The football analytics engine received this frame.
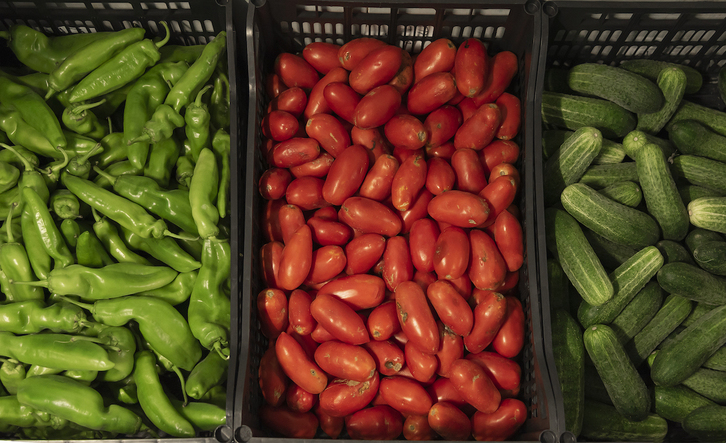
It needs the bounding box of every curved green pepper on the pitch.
[0,332,114,371]
[212,128,231,219]
[171,398,226,432]
[25,365,62,378]
[175,155,194,190]
[93,160,141,189]
[120,226,200,273]
[97,132,128,170]
[0,211,21,244]
[130,103,184,145]
[98,326,136,383]
[0,300,86,334]
[61,100,109,140]
[76,230,114,268]
[189,148,219,239]
[144,135,181,189]
[0,359,25,394]
[91,209,150,265]
[0,77,66,150]
[0,395,67,429]
[158,44,205,64]
[65,142,103,179]
[0,105,59,160]
[186,85,213,162]
[21,186,74,269]
[59,218,81,251]
[49,189,80,220]
[210,69,230,132]
[138,270,197,306]
[1,143,49,207]
[0,145,38,169]
[186,350,228,400]
[20,203,51,280]
[0,162,19,194]
[105,374,138,405]
[0,206,43,301]
[62,369,98,385]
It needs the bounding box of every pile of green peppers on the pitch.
[0,21,232,439]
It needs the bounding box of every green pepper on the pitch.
[39,148,70,184]
[0,188,21,222]
[93,160,141,189]
[176,231,203,261]
[61,100,109,140]
[16,375,143,434]
[0,103,60,159]
[0,359,25,395]
[0,25,108,74]
[65,142,103,179]
[63,130,101,158]
[94,83,134,121]
[68,22,171,104]
[186,351,228,400]
[0,205,44,302]
[20,203,51,280]
[62,369,97,385]
[144,135,181,189]
[138,270,197,306]
[59,218,81,251]
[0,395,66,430]
[0,332,114,371]
[198,384,226,409]
[46,27,147,98]
[134,350,195,437]
[49,189,80,220]
[25,365,63,378]
[21,186,74,269]
[186,85,213,162]
[91,208,150,265]
[1,144,50,208]
[120,226,201,273]
[189,148,220,239]
[76,230,114,268]
[210,69,230,132]
[105,375,138,404]
[0,300,86,334]
[189,238,230,359]
[130,103,185,145]
[97,326,136,383]
[97,132,128,170]
[212,128,231,219]
[158,44,205,64]
[0,211,21,244]
[0,69,49,98]
[14,262,178,300]
[171,399,226,432]
[0,145,38,169]
[67,296,202,372]
[0,162,19,194]
[175,155,195,190]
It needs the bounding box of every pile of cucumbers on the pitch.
[543,60,726,442]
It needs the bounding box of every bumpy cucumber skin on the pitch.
[583,229,639,271]
[551,309,585,437]
[623,130,677,161]
[672,156,726,195]
[688,196,726,234]
[694,240,726,276]
[653,385,715,424]
[610,281,663,344]
[704,347,726,371]
[637,67,687,134]
[626,294,692,367]
[543,129,625,164]
[657,262,726,306]
[678,184,724,206]
[668,100,726,137]
[682,367,726,404]
[669,120,726,163]
[651,303,726,387]
[568,63,664,114]
[561,183,660,249]
[620,59,703,94]
[683,404,726,441]
[685,228,725,255]
[584,324,651,422]
[583,365,612,405]
[581,399,668,442]
[636,142,689,241]
[545,207,613,307]
[655,240,696,266]
[577,246,663,329]
[579,162,639,189]
[683,303,716,328]
[598,181,642,208]
[542,91,637,139]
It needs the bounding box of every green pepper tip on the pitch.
[127,134,151,145]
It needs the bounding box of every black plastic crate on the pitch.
[535,2,726,442]
[232,0,562,441]
[0,0,241,441]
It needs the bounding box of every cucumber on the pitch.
[626,294,692,367]
[543,129,625,164]
[668,100,726,137]
[581,399,667,442]
[594,142,627,165]
[704,347,726,371]
[657,262,726,306]
[637,67,687,134]
[542,91,637,139]
[546,208,614,307]
[672,155,726,195]
[668,119,726,163]
[583,324,651,422]
[650,303,726,387]
[694,240,726,276]
[577,246,663,329]
[544,67,574,94]
[568,63,664,114]
[682,367,726,403]
[551,309,585,437]
[619,59,703,95]
[622,130,677,161]
[542,129,573,160]
[598,181,642,208]
[683,404,726,441]
[655,239,696,266]
[548,259,570,313]
[657,327,684,351]
[561,183,661,249]
[543,126,603,207]
[583,229,639,270]
[610,281,663,344]
[685,228,724,255]
[584,364,612,405]
[636,142,690,241]
[689,196,726,234]
[579,162,639,189]
[683,303,716,328]
[653,385,715,424]
[678,184,724,206]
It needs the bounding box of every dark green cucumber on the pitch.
[594,142,627,165]
[694,240,726,276]
[653,385,715,424]
[551,309,585,437]
[682,367,726,403]
[583,229,639,270]
[561,183,660,248]
[668,119,726,163]
[542,91,637,139]
[581,399,667,442]
[567,63,663,114]
[543,129,624,164]
[650,303,726,386]
[544,67,574,94]
[683,404,726,441]
[704,347,726,371]
[623,130,677,161]
[578,246,663,329]
[657,326,684,350]
[655,240,696,265]
[685,228,724,255]
[548,259,570,313]
[688,196,726,234]
[584,364,612,405]
[672,155,726,195]
[636,142,689,241]
[657,262,726,306]
[583,324,651,422]
[543,126,603,207]
[546,208,614,307]
[678,184,724,206]
[598,181,642,208]
[683,303,716,328]
[637,67,687,134]
[620,59,703,94]
[626,294,692,367]
[579,162,639,189]
[610,281,663,344]
[668,100,726,137]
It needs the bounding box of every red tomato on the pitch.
[311,322,337,343]
[464,290,508,354]
[490,162,521,189]
[324,82,361,125]
[285,176,329,210]
[319,371,380,418]
[407,72,458,115]
[310,293,370,345]
[493,210,524,272]
[353,85,401,129]
[478,175,518,225]
[394,281,440,354]
[322,145,370,206]
[344,233,386,275]
[471,398,527,441]
[426,140,456,160]
[379,376,434,417]
[458,97,478,122]
[472,51,519,105]
[428,190,490,228]
[426,378,475,415]
[449,273,473,300]
[257,288,289,340]
[265,72,287,98]
[302,41,342,74]
[289,152,335,178]
[275,331,328,394]
[313,206,338,221]
[307,217,352,246]
[367,301,401,341]
[278,204,305,245]
[454,103,502,151]
[409,218,440,273]
[436,323,464,378]
[466,351,521,395]
[290,330,319,360]
[412,270,437,293]
[345,405,404,440]
[288,289,316,336]
[267,86,307,117]
[500,270,520,294]
[433,226,470,281]
[403,414,438,441]
[259,346,288,407]
[317,273,386,310]
[306,246,347,286]
[305,113,351,158]
[479,139,520,175]
[468,228,508,291]
[260,404,319,438]
[451,147,488,194]
[388,50,414,95]
[349,45,404,95]
[277,224,313,291]
[314,402,344,438]
[351,126,392,157]
[261,110,299,142]
[391,153,427,212]
[399,189,434,235]
[272,137,320,168]
[449,359,501,414]
[260,241,283,289]
[304,66,348,120]
[258,167,291,201]
[414,38,457,83]
[262,199,285,243]
[427,280,473,337]
[339,197,402,237]
[492,296,525,358]
[382,236,414,292]
[338,37,388,70]
[428,401,472,440]
[405,340,439,383]
[285,383,316,413]
[424,105,462,149]
[425,157,456,196]
[359,154,399,202]
[362,340,405,376]
[454,38,488,98]
[314,340,376,382]
[384,114,428,151]
[495,92,521,140]
[275,53,320,90]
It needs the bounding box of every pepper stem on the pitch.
[127,133,151,145]
[91,207,102,224]
[5,203,16,243]
[0,143,33,172]
[195,85,213,107]
[155,21,171,49]
[171,364,189,406]
[56,296,94,312]
[10,280,49,288]
[44,148,70,180]
[92,166,116,186]
[213,341,231,361]
[70,99,107,116]
[77,143,104,166]
[163,230,200,242]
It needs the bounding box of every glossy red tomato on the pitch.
[260,404,319,438]
[345,405,404,440]
[289,152,334,179]
[267,86,306,116]
[324,82,361,125]
[409,218,440,273]
[495,92,521,140]
[272,137,320,168]
[338,37,387,70]
[317,273,387,310]
[407,72,458,116]
[399,189,434,235]
[492,296,525,358]
[277,224,313,291]
[310,293,370,345]
[302,41,342,75]
[353,85,401,130]
[391,153,427,212]
[385,114,429,150]
[305,245,347,286]
[493,209,524,272]
[403,414,438,441]
[322,145,370,206]
[275,53,319,90]
[278,204,305,245]
[382,236,414,292]
[314,402,344,438]
[395,281,440,355]
[313,340,376,382]
[454,38,488,98]
[306,113,351,158]
[404,340,439,383]
[285,382,316,413]
[285,176,329,210]
[349,45,404,95]
[260,241,283,289]
[464,290,508,354]
[414,37,457,83]
[379,376,434,417]
[338,197,402,237]
[359,154,399,202]
[288,289,316,336]
[412,270,437,293]
[344,234,387,275]
[471,398,527,441]
[428,190,490,228]
[425,157,456,196]
[362,340,405,376]
[261,110,299,142]
[425,377,475,415]
[451,147,488,194]
[258,167,292,201]
[307,216,352,247]
[433,226,470,281]
[466,351,521,396]
[367,301,401,341]
[468,228,508,291]
[435,322,464,378]
[427,280,473,337]
[304,66,348,120]
[259,346,288,407]
[424,105,462,150]
[449,359,501,414]
[275,331,328,395]
[319,371,380,418]
[472,50,519,105]
[454,103,502,151]
[257,288,289,340]
[428,401,472,440]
